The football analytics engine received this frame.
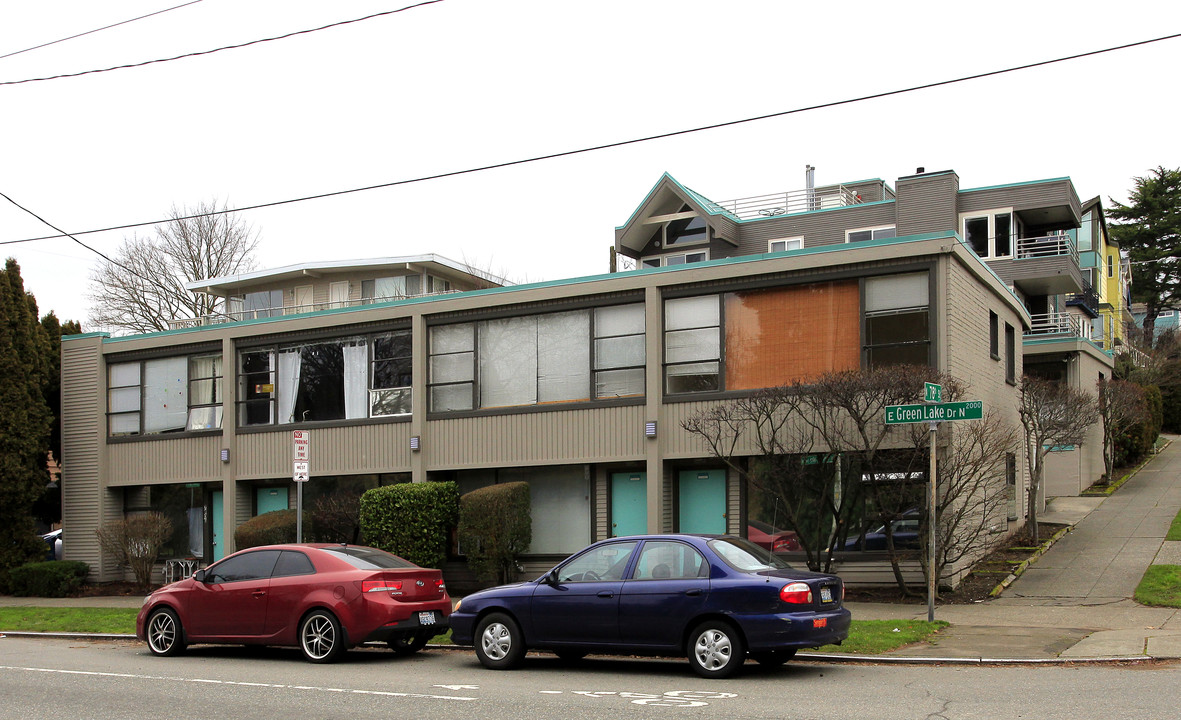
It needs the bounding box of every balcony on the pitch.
[704,186,864,220]
[1066,283,1100,318]
[166,291,460,330]
[1026,312,1087,339]
[987,234,1084,297]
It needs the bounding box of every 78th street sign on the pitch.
[885,400,983,424]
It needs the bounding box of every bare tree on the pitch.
[87,201,258,334]
[1018,377,1098,544]
[1097,378,1150,481]
[95,512,172,589]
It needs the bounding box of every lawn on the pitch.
[1135,565,1181,608]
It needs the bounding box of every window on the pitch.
[1161,310,1176,318]
[1078,211,1093,252]
[1006,453,1018,521]
[989,311,999,359]
[959,210,1017,258]
[641,257,662,269]
[238,331,413,426]
[664,296,720,393]
[632,541,706,580]
[328,281,349,309]
[206,550,281,584]
[428,304,646,412]
[864,273,931,367]
[769,237,803,253]
[108,354,224,437]
[1108,254,1114,278]
[556,541,638,582]
[427,275,451,293]
[645,250,709,267]
[1005,322,1016,383]
[646,206,709,250]
[846,226,896,243]
[361,276,407,301]
[242,290,283,319]
[273,550,316,577]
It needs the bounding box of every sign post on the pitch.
[293,431,310,542]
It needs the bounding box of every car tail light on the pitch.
[779,582,813,604]
[435,578,446,593]
[362,579,403,594]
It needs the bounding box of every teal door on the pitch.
[211,491,224,561]
[610,472,648,537]
[256,487,287,515]
[678,470,726,534]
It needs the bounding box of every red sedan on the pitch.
[136,543,450,663]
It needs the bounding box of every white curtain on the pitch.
[343,341,368,419]
[479,316,537,407]
[537,311,589,403]
[143,357,187,433]
[278,348,301,424]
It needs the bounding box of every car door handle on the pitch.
[597,591,615,598]
[684,589,702,596]
[252,590,266,598]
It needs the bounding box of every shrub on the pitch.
[4,560,89,597]
[95,512,172,589]
[234,509,304,549]
[359,481,459,568]
[458,482,531,584]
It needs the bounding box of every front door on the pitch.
[211,491,224,561]
[610,472,647,537]
[256,487,287,516]
[678,470,726,534]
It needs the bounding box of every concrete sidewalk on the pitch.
[4,438,1181,664]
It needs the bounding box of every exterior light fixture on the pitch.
[645,421,657,438]
[220,448,230,463]
[410,436,421,452]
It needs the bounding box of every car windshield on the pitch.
[708,537,792,572]
[318,546,417,570]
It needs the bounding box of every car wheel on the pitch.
[751,648,797,666]
[553,650,587,663]
[474,612,525,670]
[299,609,345,663]
[687,621,745,679]
[145,608,185,657]
[388,632,431,656]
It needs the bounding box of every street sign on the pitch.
[924,382,942,403]
[294,461,309,482]
[885,400,983,424]
[293,430,310,462]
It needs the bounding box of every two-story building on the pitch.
[59,168,1117,587]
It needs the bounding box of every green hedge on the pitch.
[3,560,89,597]
[234,509,305,549]
[359,481,459,568]
[458,482,531,584]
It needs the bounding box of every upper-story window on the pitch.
[237,330,412,427]
[642,250,709,268]
[1078,211,1094,252]
[428,304,646,412]
[846,226,896,243]
[864,273,930,367]
[362,276,407,301]
[959,209,1017,258]
[228,290,283,320]
[427,276,451,293]
[769,237,803,253]
[108,354,223,437]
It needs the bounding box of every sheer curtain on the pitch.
[278,348,301,424]
[343,341,368,419]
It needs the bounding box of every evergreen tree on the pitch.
[32,313,81,529]
[1108,167,1181,333]
[0,259,53,571]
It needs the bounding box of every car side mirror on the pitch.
[193,569,207,583]
[541,570,558,585]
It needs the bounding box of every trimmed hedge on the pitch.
[458,481,531,584]
[4,560,89,597]
[359,481,459,568]
[234,509,305,549]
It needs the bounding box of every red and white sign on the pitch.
[293,430,310,462]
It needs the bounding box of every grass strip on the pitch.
[0,607,139,634]
[1134,565,1181,608]
[816,619,946,654]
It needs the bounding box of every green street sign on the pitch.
[885,400,983,424]
[924,382,942,403]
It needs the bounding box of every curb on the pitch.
[989,525,1073,597]
[1081,437,1170,497]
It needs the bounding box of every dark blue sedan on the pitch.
[449,534,851,678]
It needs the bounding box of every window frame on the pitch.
[1005,322,1016,384]
[845,225,897,244]
[862,272,932,369]
[958,208,1016,259]
[107,353,225,438]
[768,237,803,253]
[989,311,1000,360]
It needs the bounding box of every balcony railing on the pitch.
[1015,234,1079,264]
[167,291,461,330]
[704,186,864,220]
[1066,283,1100,316]
[1027,312,1086,339]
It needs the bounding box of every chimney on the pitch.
[805,165,816,211]
[916,167,925,174]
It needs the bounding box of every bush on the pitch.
[458,482,531,584]
[359,481,459,568]
[4,560,89,597]
[234,509,305,549]
[95,512,172,589]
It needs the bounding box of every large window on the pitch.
[960,209,1018,258]
[864,273,930,367]
[428,304,645,412]
[361,276,407,301]
[846,226,896,243]
[664,296,720,394]
[455,465,591,554]
[108,353,223,437]
[238,330,412,426]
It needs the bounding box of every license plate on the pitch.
[419,611,436,626]
[820,586,833,603]
[813,618,827,628]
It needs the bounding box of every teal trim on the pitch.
[63,331,110,340]
[959,177,1071,194]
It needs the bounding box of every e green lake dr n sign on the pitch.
[885,400,984,424]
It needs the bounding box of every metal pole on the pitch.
[928,420,937,622]
[296,480,303,543]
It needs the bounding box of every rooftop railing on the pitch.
[166,291,461,330]
[1026,312,1086,339]
[705,186,864,220]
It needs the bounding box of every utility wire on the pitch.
[0,0,444,86]
[4,30,1180,247]
[0,0,206,61]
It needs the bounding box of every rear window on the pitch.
[708,537,792,572]
[318,546,418,570]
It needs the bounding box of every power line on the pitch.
[0,1,444,86]
[0,0,205,61]
[4,29,1180,247]
[0,190,126,272]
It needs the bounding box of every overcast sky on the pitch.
[2,0,1178,328]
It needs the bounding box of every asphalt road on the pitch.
[2,637,1178,720]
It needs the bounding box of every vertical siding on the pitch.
[60,339,106,578]
[236,423,412,479]
[108,436,223,485]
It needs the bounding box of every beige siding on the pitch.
[895,171,959,237]
[424,406,646,469]
[60,338,109,578]
[107,435,223,486]
[236,423,413,479]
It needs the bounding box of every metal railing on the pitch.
[1015,233,1079,264]
[706,186,863,220]
[167,291,461,330]
[1027,312,1085,338]
[1065,283,1100,316]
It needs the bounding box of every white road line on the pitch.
[0,666,475,701]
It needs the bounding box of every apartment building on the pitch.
[60,168,1116,586]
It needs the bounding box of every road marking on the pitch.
[434,684,479,690]
[0,666,475,701]
[543,689,737,708]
